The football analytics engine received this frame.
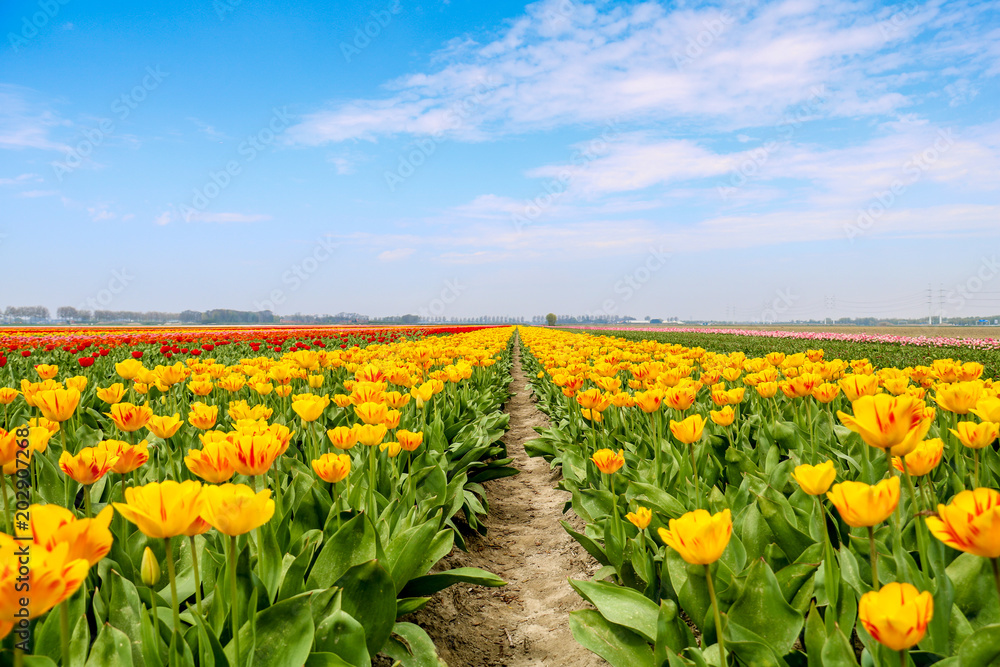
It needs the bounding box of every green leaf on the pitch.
[303,653,356,667]
[569,609,655,667]
[108,570,147,667]
[306,514,377,591]
[384,520,440,595]
[278,530,322,601]
[395,597,432,617]
[958,623,1000,667]
[229,592,315,667]
[336,560,397,656]
[804,603,826,667]
[561,520,611,566]
[569,578,660,643]
[382,622,447,667]
[727,559,804,656]
[314,608,371,667]
[400,567,506,598]
[259,520,284,603]
[85,624,135,667]
[820,624,859,667]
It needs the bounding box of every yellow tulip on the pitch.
[658,508,732,565]
[114,480,204,538]
[791,460,836,496]
[626,506,652,531]
[926,488,1000,559]
[591,448,624,474]
[710,406,735,427]
[106,402,154,433]
[826,477,900,528]
[96,383,127,404]
[892,438,944,477]
[934,381,984,415]
[59,444,120,485]
[950,420,1000,450]
[147,413,183,439]
[141,547,161,586]
[33,387,81,423]
[312,453,351,483]
[200,483,274,536]
[670,414,706,445]
[837,394,930,455]
[292,394,330,422]
[858,582,933,651]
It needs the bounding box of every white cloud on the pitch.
[286,0,993,145]
[377,248,416,261]
[19,189,58,198]
[184,212,272,223]
[0,173,43,186]
[154,211,173,226]
[0,85,71,152]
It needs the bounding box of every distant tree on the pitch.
[546,313,557,326]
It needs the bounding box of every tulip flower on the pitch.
[106,402,154,433]
[858,582,933,652]
[926,489,1000,598]
[670,414,706,445]
[634,390,663,413]
[355,401,388,425]
[147,413,183,439]
[934,381,984,415]
[65,376,88,393]
[591,448,625,475]
[950,421,999,486]
[34,364,59,380]
[710,405,735,427]
[397,429,423,452]
[792,460,837,496]
[839,374,880,402]
[34,387,81,423]
[292,394,330,422]
[96,383,126,405]
[115,358,144,380]
[354,423,388,447]
[188,402,219,430]
[970,396,1000,423]
[658,508,732,665]
[811,383,841,404]
[102,439,149,474]
[326,425,358,450]
[837,394,930,456]
[25,504,114,566]
[625,506,652,531]
[228,431,282,477]
[892,438,944,478]
[828,477,900,589]
[755,381,778,398]
[313,452,351,484]
[60,444,120,515]
[185,438,237,483]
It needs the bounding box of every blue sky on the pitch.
[1,0,999,321]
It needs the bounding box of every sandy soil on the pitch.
[404,339,605,667]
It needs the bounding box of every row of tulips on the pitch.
[519,326,1000,667]
[1,326,517,666]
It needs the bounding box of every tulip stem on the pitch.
[868,526,879,591]
[652,410,661,487]
[230,534,242,667]
[14,647,24,667]
[164,537,181,634]
[60,599,69,666]
[704,564,726,666]
[689,443,700,508]
[992,558,1000,605]
[189,536,203,616]
[900,650,907,667]
[368,445,378,517]
[83,483,92,518]
[973,449,981,488]
[61,428,70,508]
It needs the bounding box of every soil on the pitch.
[402,338,606,666]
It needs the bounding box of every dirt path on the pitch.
[407,337,605,667]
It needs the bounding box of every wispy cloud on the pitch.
[286,0,996,145]
[0,85,71,152]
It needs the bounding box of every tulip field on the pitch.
[4,324,1000,667]
[521,327,1000,667]
[1,325,517,667]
